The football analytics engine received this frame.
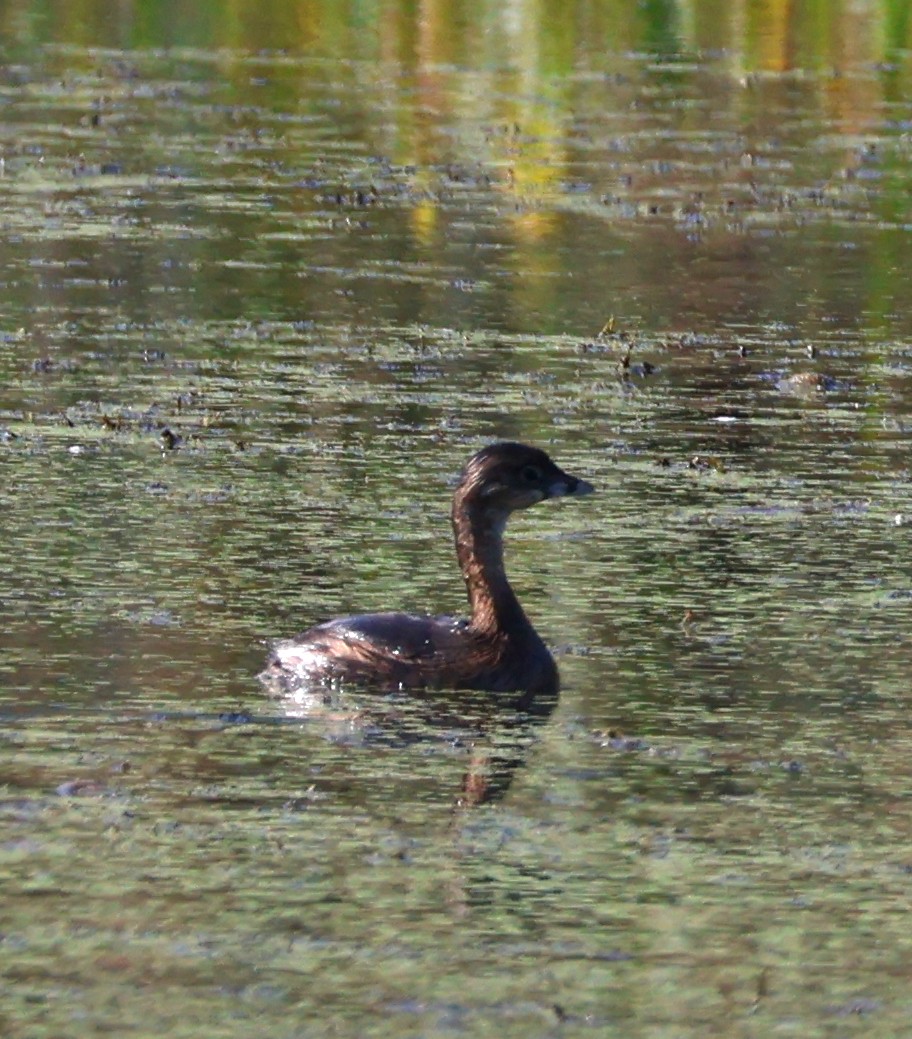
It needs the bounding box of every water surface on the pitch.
[2,3,912,1037]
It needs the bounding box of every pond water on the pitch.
[2,2,912,1036]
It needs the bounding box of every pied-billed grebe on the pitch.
[259,442,594,697]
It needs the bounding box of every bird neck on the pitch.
[452,497,531,638]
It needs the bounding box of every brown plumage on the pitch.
[259,442,594,698]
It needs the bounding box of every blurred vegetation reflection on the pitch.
[0,0,910,343]
[1,0,910,74]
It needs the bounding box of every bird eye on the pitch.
[521,465,542,482]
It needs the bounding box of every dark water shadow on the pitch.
[266,682,559,809]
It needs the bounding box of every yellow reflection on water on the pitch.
[0,0,903,77]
